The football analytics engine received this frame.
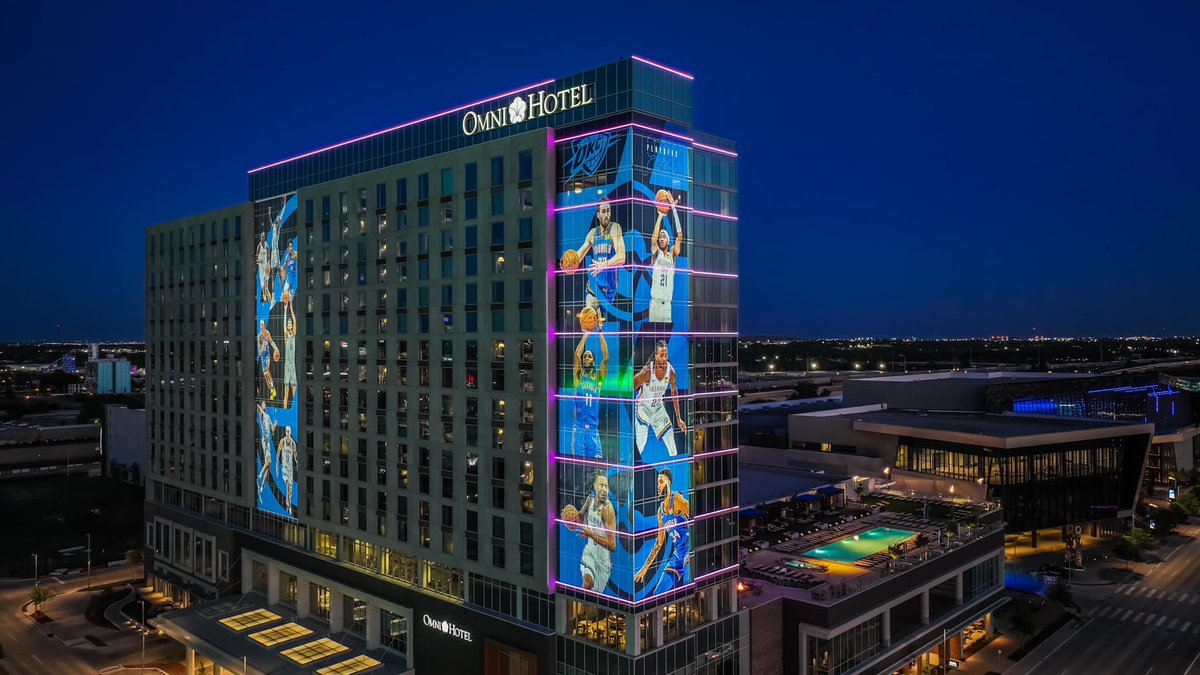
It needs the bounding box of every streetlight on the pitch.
[142,601,146,674]
[32,553,38,588]
[86,533,92,591]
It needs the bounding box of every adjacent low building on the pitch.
[740,509,1006,675]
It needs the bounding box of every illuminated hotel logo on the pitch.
[423,614,472,642]
[462,84,595,136]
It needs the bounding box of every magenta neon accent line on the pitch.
[691,209,738,221]
[554,454,699,470]
[631,56,695,81]
[553,331,739,338]
[555,580,698,605]
[554,122,695,145]
[556,390,737,403]
[692,447,740,460]
[553,266,739,279]
[694,564,741,583]
[554,507,737,538]
[249,79,555,173]
[555,197,695,213]
[693,142,738,158]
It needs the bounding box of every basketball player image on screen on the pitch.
[633,341,686,457]
[279,239,297,304]
[561,472,617,593]
[256,231,272,303]
[648,190,683,326]
[258,320,280,400]
[572,328,608,459]
[256,401,276,500]
[267,209,283,306]
[277,425,298,517]
[562,199,625,309]
[634,467,691,594]
[281,301,298,409]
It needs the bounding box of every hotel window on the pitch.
[465,197,478,220]
[491,192,504,216]
[380,609,408,655]
[417,173,429,201]
[395,179,407,205]
[490,156,504,186]
[375,183,387,210]
[518,150,532,181]
[312,584,332,621]
[491,222,504,246]
[519,188,533,212]
[465,162,478,191]
[440,168,454,198]
[465,225,478,248]
[518,218,533,244]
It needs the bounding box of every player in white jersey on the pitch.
[282,300,298,410]
[256,401,276,501]
[268,209,282,303]
[633,341,686,457]
[648,192,683,325]
[277,426,298,517]
[256,232,271,303]
[568,472,617,593]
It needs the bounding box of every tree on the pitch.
[1047,579,1074,609]
[30,587,54,613]
[914,532,931,549]
[887,543,904,568]
[125,549,144,565]
[1177,491,1200,516]
[1009,600,1038,636]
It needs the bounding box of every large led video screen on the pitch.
[254,193,300,520]
[554,128,694,601]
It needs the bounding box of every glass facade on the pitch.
[896,435,1144,530]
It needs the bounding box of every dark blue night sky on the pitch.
[2,1,1196,340]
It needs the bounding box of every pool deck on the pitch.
[739,512,1002,608]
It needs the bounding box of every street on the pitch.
[0,566,180,675]
[1008,523,1200,675]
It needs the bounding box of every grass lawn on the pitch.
[0,475,144,576]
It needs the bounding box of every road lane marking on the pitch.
[1123,610,1134,620]
[1183,593,1191,603]
[1134,612,1145,622]
[1146,613,1157,625]
[1185,647,1200,675]
[1157,615,1168,627]
[1170,592,1179,600]
[32,654,45,665]
[1024,615,1089,674]
[1183,621,1192,633]
[1137,587,1148,597]
[1192,595,1199,605]
[1124,585,1137,595]
[1171,642,1177,650]
[1171,619,1180,630]
[1088,606,1098,617]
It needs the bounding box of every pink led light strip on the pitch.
[553,266,739,279]
[249,79,555,173]
[556,390,738,404]
[555,197,695,213]
[693,142,738,158]
[554,505,740,538]
[552,331,739,337]
[631,56,695,81]
[694,564,741,583]
[555,122,694,145]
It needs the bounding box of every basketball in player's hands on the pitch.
[655,189,673,214]
[578,306,599,332]
[560,249,580,272]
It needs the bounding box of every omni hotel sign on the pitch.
[462,83,595,137]
[423,613,473,642]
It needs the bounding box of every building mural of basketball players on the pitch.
[561,471,617,593]
[277,425,298,518]
[254,192,300,520]
[572,328,608,459]
[634,467,691,594]
[647,190,683,328]
[633,340,685,459]
[562,199,625,309]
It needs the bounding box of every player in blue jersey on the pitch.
[634,467,691,595]
[257,320,280,400]
[256,401,277,502]
[571,327,608,459]
[569,199,626,309]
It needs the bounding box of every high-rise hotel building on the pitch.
[145,57,739,675]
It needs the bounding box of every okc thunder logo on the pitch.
[563,133,618,182]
